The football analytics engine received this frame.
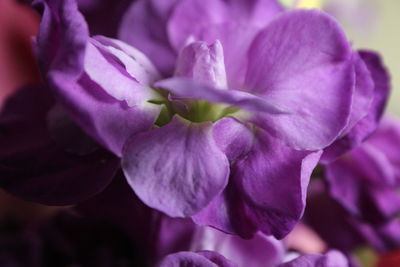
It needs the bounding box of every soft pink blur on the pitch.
[285,223,327,254]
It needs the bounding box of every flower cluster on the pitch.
[0,0,398,266]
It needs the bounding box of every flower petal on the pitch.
[36,0,161,156]
[212,118,254,161]
[175,41,227,88]
[159,251,236,267]
[245,10,354,150]
[167,0,283,89]
[231,130,322,238]
[118,0,179,75]
[278,250,348,267]
[122,115,230,217]
[155,78,286,115]
[195,129,321,239]
[322,51,390,162]
[325,143,400,223]
[191,227,285,267]
[51,73,161,156]
[34,0,88,77]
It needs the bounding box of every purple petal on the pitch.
[84,37,160,106]
[212,118,254,161]
[322,51,390,162]
[119,0,179,76]
[51,73,161,156]
[0,84,120,205]
[367,117,400,184]
[245,10,354,150]
[279,250,348,267]
[155,78,286,115]
[232,130,322,238]
[175,41,227,88]
[159,251,236,267]
[195,129,321,239]
[166,0,282,89]
[34,0,89,77]
[36,0,161,156]
[191,227,285,267]
[324,143,400,223]
[122,115,230,217]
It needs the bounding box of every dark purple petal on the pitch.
[119,0,179,76]
[245,10,354,150]
[322,50,390,162]
[0,84,120,205]
[195,129,321,239]
[231,130,322,238]
[159,251,237,267]
[365,117,400,184]
[122,115,230,217]
[325,143,400,223]
[278,250,348,267]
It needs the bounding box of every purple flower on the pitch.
[305,180,400,253]
[29,0,388,240]
[324,117,400,225]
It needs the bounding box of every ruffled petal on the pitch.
[325,143,400,223]
[122,115,230,217]
[195,128,321,239]
[36,0,161,156]
[245,10,354,150]
[322,51,390,162]
[212,118,254,161]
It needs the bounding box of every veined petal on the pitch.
[322,51,390,162]
[245,10,354,150]
[155,78,286,115]
[122,115,230,217]
[195,128,321,239]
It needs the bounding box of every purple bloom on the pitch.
[324,117,400,225]
[27,0,388,240]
